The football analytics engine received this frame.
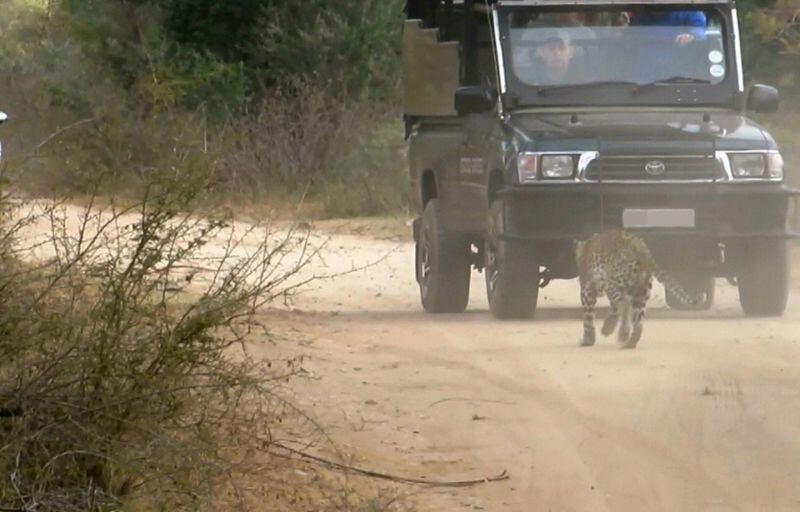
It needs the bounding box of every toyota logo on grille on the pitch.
[645,160,666,176]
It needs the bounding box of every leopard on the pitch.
[575,229,701,349]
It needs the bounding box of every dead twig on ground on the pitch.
[267,441,510,488]
[427,397,516,408]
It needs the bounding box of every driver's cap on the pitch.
[537,27,571,45]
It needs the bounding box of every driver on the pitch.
[531,29,576,84]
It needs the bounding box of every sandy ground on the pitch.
[250,228,800,512]
[15,202,800,511]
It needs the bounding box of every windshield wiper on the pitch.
[634,76,712,93]
[536,80,638,96]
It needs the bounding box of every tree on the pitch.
[741,0,800,91]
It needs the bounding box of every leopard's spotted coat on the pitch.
[575,230,699,349]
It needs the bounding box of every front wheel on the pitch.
[416,199,471,313]
[485,199,539,319]
[737,239,789,317]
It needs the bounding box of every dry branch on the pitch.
[268,442,511,488]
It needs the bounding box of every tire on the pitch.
[416,199,471,313]
[665,274,715,311]
[484,199,539,319]
[737,239,789,317]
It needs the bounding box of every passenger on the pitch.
[628,9,707,81]
[531,11,587,27]
[630,10,707,45]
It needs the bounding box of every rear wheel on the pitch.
[737,239,789,317]
[665,274,715,311]
[416,199,471,313]
[485,199,539,319]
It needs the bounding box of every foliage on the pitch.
[52,0,252,110]
[159,0,404,101]
[157,0,269,62]
[0,0,407,217]
[740,0,800,180]
[212,82,407,216]
[54,0,406,105]
[741,0,800,90]
[250,0,403,101]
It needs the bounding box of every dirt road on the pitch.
[259,228,800,512]
[16,203,799,510]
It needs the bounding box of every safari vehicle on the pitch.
[404,0,798,319]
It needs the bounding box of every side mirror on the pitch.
[0,112,7,124]
[746,84,779,113]
[454,86,495,116]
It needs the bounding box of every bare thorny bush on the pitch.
[204,82,408,217]
[0,78,412,508]
[7,82,406,219]
[0,165,342,510]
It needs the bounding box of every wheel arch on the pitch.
[421,169,438,208]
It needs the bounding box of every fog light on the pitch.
[730,153,766,178]
[541,155,575,179]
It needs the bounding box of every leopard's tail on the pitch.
[653,268,701,306]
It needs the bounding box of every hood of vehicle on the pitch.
[506,110,774,153]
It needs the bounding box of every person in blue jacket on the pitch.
[629,10,708,82]
[631,10,707,46]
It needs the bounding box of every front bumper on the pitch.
[496,182,800,243]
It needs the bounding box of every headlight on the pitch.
[728,152,784,179]
[730,153,766,178]
[517,152,584,183]
[540,155,576,179]
[517,152,538,184]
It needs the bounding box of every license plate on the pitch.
[622,209,695,228]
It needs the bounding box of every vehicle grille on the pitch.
[584,155,724,181]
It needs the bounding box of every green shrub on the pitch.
[160,0,404,101]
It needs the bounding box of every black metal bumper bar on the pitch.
[497,183,800,198]
[500,230,800,243]
[496,183,800,243]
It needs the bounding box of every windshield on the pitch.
[507,8,727,89]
